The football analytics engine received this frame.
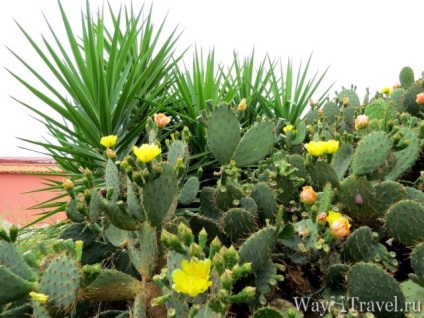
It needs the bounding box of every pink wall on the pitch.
[0,173,67,227]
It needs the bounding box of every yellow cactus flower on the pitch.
[283,125,294,134]
[327,211,343,226]
[100,135,118,148]
[380,86,393,96]
[172,258,212,297]
[324,140,339,154]
[29,292,49,304]
[304,141,326,157]
[133,144,161,163]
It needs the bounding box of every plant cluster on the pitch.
[3,2,424,318]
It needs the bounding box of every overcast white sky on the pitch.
[1,0,423,157]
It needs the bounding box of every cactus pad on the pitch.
[352,131,391,176]
[386,200,424,247]
[250,182,277,224]
[206,103,240,165]
[399,66,415,88]
[232,121,275,167]
[347,262,405,318]
[331,143,354,179]
[308,160,340,190]
[223,208,258,242]
[178,176,200,205]
[0,241,37,282]
[0,265,34,305]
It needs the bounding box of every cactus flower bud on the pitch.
[63,177,74,190]
[330,218,351,238]
[232,262,252,281]
[222,245,239,269]
[300,186,317,205]
[189,242,201,257]
[154,113,171,128]
[309,98,316,106]
[317,108,324,115]
[229,286,256,303]
[209,236,222,259]
[355,114,369,130]
[416,93,424,105]
[220,269,233,290]
[151,293,171,307]
[106,148,116,159]
[177,222,194,247]
[342,96,349,106]
[162,229,186,254]
[316,212,327,225]
[237,98,247,111]
[75,240,83,262]
[198,228,208,251]
[29,292,49,304]
[213,253,225,276]
[100,135,118,148]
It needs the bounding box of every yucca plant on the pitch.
[7,1,183,226]
[8,1,182,173]
[256,53,333,124]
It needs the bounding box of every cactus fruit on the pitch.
[338,89,361,107]
[385,200,424,247]
[347,262,405,318]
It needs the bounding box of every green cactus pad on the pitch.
[32,300,50,318]
[411,243,424,288]
[399,66,415,88]
[385,127,420,180]
[254,258,277,297]
[318,183,334,213]
[0,303,32,318]
[106,158,120,201]
[308,160,340,190]
[189,214,226,244]
[280,219,318,252]
[347,262,405,318]
[389,88,405,112]
[341,106,356,132]
[304,109,319,125]
[138,222,159,278]
[104,224,132,247]
[404,84,424,115]
[338,89,361,107]
[365,99,397,122]
[89,188,104,222]
[223,208,258,242]
[400,280,424,306]
[0,265,34,305]
[178,176,200,205]
[324,263,350,290]
[206,103,240,165]
[341,226,396,271]
[406,186,424,204]
[167,140,189,166]
[331,143,354,179]
[83,269,142,301]
[0,241,37,282]
[66,198,85,222]
[103,200,140,231]
[337,176,378,224]
[239,197,258,214]
[81,241,114,265]
[287,154,308,180]
[143,163,177,227]
[216,182,243,211]
[239,227,278,272]
[251,182,277,224]
[386,200,424,247]
[252,307,284,318]
[126,180,145,222]
[199,187,222,219]
[60,222,97,248]
[322,101,339,125]
[292,120,307,145]
[39,255,80,311]
[373,181,407,216]
[351,131,391,176]
[232,121,275,167]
